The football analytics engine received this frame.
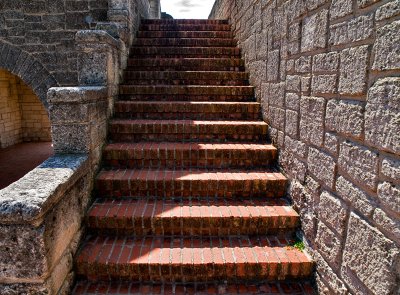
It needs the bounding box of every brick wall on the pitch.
[210,1,399,294]
[0,69,51,148]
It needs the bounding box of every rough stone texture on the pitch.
[365,77,400,154]
[338,141,379,191]
[210,0,400,291]
[342,213,399,295]
[338,46,369,95]
[316,221,342,270]
[326,99,364,138]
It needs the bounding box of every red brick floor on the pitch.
[0,142,54,190]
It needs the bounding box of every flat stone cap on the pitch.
[47,86,108,104]
[0,154,88,225]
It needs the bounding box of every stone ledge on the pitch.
[76,30,121,50]
[0,154,89,226]
[47,86,108,104]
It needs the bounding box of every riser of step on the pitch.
[102,142,276,169]
[108,120,267,143]
[129,47,241,58]
[137,31,234,39]
[76,236,313,282]
[123,71,249,86]
[119,85,253,96]
[140,23,232,31]
[95,169,286,199]
[134,38,237,47]
[142,19,229,25]
[118,94,255,102]
[72,280,316,295]
[127,58,244,71]
[87,198,299,236]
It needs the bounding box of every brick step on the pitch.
[95,168,286,198]
[123,71,249,86]
[126,58,245,71]
[140,23,232,32]
[141,19,229,25]
[108,120,267,142]
[114,101,260,121]
[76,235,313,282]
[133,38,237,47]
[129,47,241,58]
[102,142,275,169]
[87,198,299,236]
[118,94,255,102]
[72,279,316,295]
[137,31,234,39]
[120,85,253,96]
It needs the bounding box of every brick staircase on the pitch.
[72,19,314,294]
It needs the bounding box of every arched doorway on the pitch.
[0,69,54,189]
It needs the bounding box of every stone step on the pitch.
[140,23,232,32]
[123,71,249,85]
[114,101,260,120]
[126,58,245,71]
[129,46,241,58]
[86,198,299,236]
[72,280,316,295]
[137,30,234,39]
[102,142,275,169]
[119,85,253,96]
[108,120,267,142]
[76,235,313,282]
[141,19,229,25]
[95,168,286,198]
[133,38,237,47]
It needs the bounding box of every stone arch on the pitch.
[0,40,58,109]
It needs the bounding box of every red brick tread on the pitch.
[96,168,287,198]
[72,280,315,294]
[76,235,313,282]
[103,142,276,169]
[140,23,232,32]
[129,46,241,58]
[137,31,234,39]
[120,85,252,96]
[109,120,267,143]
[134,38,237,47]
[123,71,249,85]
[127,58,245,71]
[87,198,299,236]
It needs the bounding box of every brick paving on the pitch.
[73,19,314,294]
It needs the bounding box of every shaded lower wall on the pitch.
[210,0,399,294]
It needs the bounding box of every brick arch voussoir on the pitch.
[0,40,59,109]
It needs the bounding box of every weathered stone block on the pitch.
[308,147,336,188]
[373,208,400,242]
[316,221,342,269]
[342,213,399,294]
[301,9,328,52]
[300,96,325,147]
[324,132,338,155]
[285,110,298,137]
[314,252,349,294]
[281,151,307,182]
[336,176,374,217]
[330,0,352,20]
[319,191,348,236]
[381,157,400,181]
[266,49,280,81]
[365,77,400,154]
[376,0,400,21]
[373,21,400,70]
[286,75,301,92]
[347,14,374,43]
[268,106,285,130]
[311,74,337,94]
[295,56,311,73]
[285,93,300,111]
[338,46,368,95]
[312,52,339,72]
[357,0,380,8]
[338,141,379,190]
[263,82,285,107]
[377,182,400,214]
[326,99,364,138]
[285,135,308,158]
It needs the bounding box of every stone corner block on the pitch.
[47,86,108,104]
[75,30,121,49]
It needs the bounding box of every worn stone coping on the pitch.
[76,30,121,49]
[0,154,89,226]
[47,86,108,104]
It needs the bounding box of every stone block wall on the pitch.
[210,1,400,294]
[0,69,50,148]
